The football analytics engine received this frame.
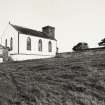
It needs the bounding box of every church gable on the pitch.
[1,24,19,54]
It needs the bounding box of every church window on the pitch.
[10,37,13,50]
[48,41,52,52]
[5,39,7,47]
[38,39,42,51]
[27,37,31,50]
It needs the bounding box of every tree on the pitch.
[72,42,89,51]
[98,38,105,46]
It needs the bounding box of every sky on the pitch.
[0,0,105,52]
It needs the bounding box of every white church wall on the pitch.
[19,34,56,56]
[10,33,57,61]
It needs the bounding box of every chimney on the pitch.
[42,26,55,39]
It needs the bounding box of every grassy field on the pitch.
[0,53,105,105]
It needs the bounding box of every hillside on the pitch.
[0,52,105,105]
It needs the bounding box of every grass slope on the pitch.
[0,53,105,105]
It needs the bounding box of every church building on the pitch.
[0,23,57,61]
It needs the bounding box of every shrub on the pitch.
[72,42,89,51]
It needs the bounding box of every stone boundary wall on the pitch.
[57,47,105,58]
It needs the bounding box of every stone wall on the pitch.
[3,49,9,62]
[57,47,105,58]
[0,48,8,62]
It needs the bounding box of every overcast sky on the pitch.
[0,0,105,52]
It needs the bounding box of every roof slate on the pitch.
[10,24,56,40]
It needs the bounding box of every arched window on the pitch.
[5,39,7,47]
[38,39,42,51]
[48,41,52,52]
[27,37,31,50]
[10,37,13,50]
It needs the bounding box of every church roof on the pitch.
[10,24,56,40]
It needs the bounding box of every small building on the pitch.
[0,44,8,62]
[1,23,57,61]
